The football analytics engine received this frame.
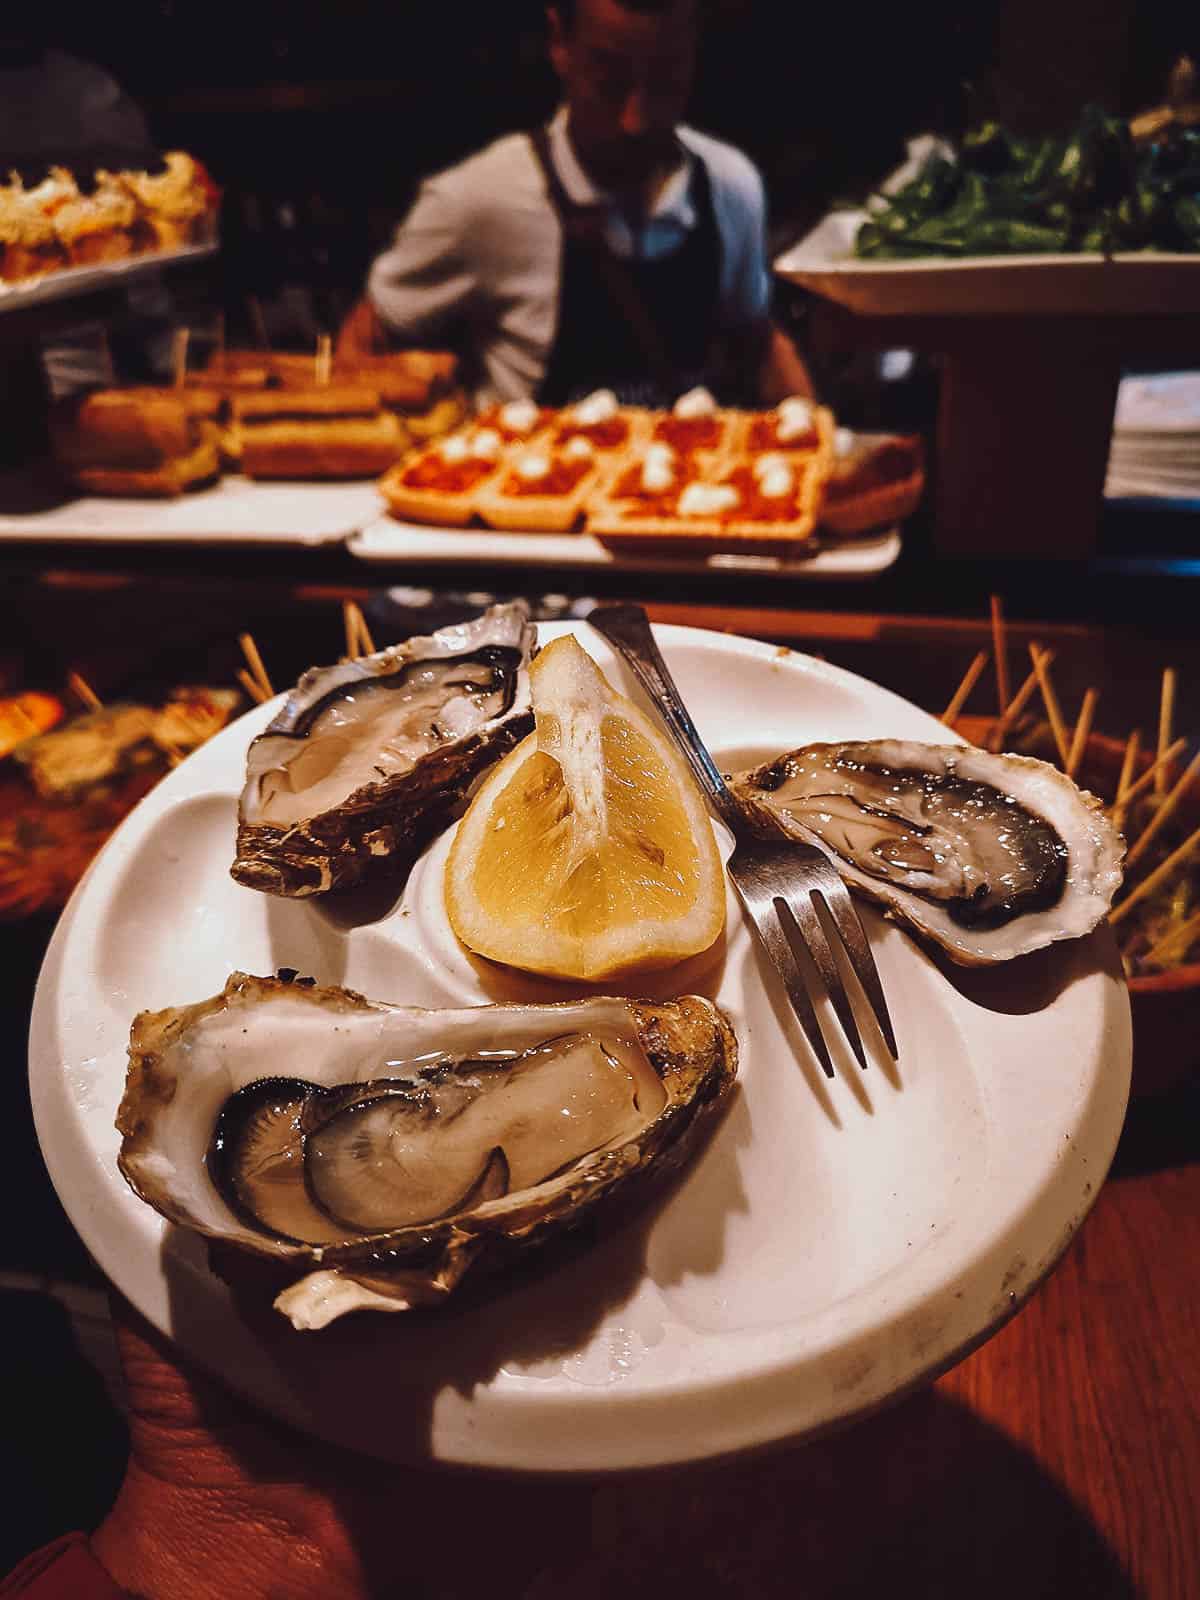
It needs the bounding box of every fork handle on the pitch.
[587,605,745,831]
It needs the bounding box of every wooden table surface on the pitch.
[4,584,1197,1596]
[517,1128,1198,1600]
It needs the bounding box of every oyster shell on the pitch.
[231,601,535,897]
[116,972,737,1329]
[729,740,1124,965]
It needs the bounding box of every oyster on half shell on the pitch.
[231,601,536,897]
[729,740,1124,965]
[116,972,738,1329]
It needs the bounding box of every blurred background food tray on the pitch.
[347,517,902,581]
[0,243,218,319]
[774,211,1200,317]
[0,473,381,546]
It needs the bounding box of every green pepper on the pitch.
[850,108,1200,259]
[971,217,1069,253]
[962,121,1014,175]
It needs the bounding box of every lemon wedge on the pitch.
[444,634,725,981]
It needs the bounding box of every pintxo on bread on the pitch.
[550,389,649,453]
[736,396,836,459]
[475,397,555,446]
[648,386,735,457]
[379,426,507,526]
[819,429,926,536]
[591,451,822,556]
[374,390,925,549]
[475,435,602,531]
[233,386,407,480]
[48,387,223,497]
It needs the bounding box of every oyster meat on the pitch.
[116,971,738,1329]
[232,601,535,897]
[729,740,1124,965]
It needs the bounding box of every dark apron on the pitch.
[529,125,725,409]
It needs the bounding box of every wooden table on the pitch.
[3,588,1197,1596]
[524,1126,1199,1599]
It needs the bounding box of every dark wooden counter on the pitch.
[530,1119,1199,1599]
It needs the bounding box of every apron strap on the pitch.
[528,125,679,399]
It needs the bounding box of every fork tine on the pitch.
[741,891,836,1078]
[776,894,868,1071]
[816,878,900,1060]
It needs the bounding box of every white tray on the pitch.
[774,211,1200,317]
[30,620,1130,1472]
[1112,372,1200,434]
[349,515,901,580]
[0,474,384,547]
[0,243,217,315]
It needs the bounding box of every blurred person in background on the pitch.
[339,0,814,406]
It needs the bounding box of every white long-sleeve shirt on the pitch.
[368,108,771,404]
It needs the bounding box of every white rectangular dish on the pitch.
[0,243,217,315]
[348,516,901,581]
[774,210,1200,317]
[0,474,384,547]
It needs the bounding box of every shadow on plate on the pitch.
[305,855,419,930]
[157,1076,750,1467]
[916,924,1124,1018]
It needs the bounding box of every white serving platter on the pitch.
[0,474,385,547]
[0,243,217,315]
[774,210,1200,317]
[29,619,1131,1473]
[349,515,901,581]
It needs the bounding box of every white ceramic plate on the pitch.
[349,517,901,580]
[774,210,1200,317]
[29,621,1131,1472]
[0,244,217,315]
[0,475,384,547]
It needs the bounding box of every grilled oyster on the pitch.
[116,972,737,1329]
[231,601,535,897]
[729,740,1124,965]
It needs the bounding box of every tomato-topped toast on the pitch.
[475,436,602,531]
[737,396,835,460]
[550,389,647,453]
[649,387,733,456]
[378,426,506,526]
[592,450,822,556]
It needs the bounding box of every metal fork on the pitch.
[587,605,898,1078]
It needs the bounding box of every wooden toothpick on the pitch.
[67,671,103,712]
[237,667,270,706]
[1110,819,1200,926]
[942,650,989,727]
[1125,746,1200,870]
[1157,667,1177,798]
[1029,644,1071,768]
[237,633,274,701]
[1066,688,1099,780]
[990,595,1011,716]
[171,325,190,390]
[1108,737,1187,818]
[985,650,1055,753]
[315,333,333,388]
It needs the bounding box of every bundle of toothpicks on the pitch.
[940,598,1199,968]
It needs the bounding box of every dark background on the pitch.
[7,0,1194,341]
